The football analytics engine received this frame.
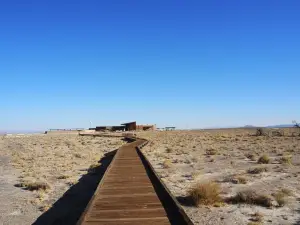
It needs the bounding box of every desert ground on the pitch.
[1,129,300,225]
[139,128,300,225]
[0,134,125,225]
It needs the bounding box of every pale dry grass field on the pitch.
[0,133,125,224]
[139,128,300,225]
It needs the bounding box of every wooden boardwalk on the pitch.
[77,139,172,225]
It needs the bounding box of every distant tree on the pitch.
[292,120,300,128]
[292,121,300,136]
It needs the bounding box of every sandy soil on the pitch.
[0,134,125,225]
[139,128,300,225]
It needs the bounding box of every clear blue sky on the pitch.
[1,0,299,131]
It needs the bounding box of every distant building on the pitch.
[121,122,137,131]
[165,127,176,131]
[122,122,156,131]
[95,126,125,132]
[91,121,156,132]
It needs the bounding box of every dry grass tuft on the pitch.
[206,148,218,155]
[16,180,50,191]
[236,176,247,184]
[281,188,293,196]
[274,188,292,207]
[245,153,256,161]
[247,167,268,174]
[251,212,263,222]
[57,175,69,179]
[188,181,222,206]
[255,128,267,136]
[229,190,272,207]
[39,204,51,212]
[274,191,287,207]
[257,155,270,164]
[162,159,172,168]
[166,147,173,153]
[88,163,101,173]
[248,222,262,225]
[73,153,83,158]
[279,156,292,165]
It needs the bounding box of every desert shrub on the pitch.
[73,153,83,158]
[224,175,247,184]
[64,140,73,147]
[88,163,100,173]
[252,212,263,222]
[236,176,247,184]
[16,180,50,191]
[39,204,51,212]
[279,156,292,165]
[245,153,256,161]
[248,167,268,174]
[274,191,287,207]
[229,190,272,207]
[162,159,172,168]
[257,155,270,164]
[206,148,218,155]
[248,222,262,225]
[281,188,293,196]
[188,181,221,206]
[255,128,268,136]
[67,179,78,186]
[271,130,284,137]
[57,175,69,179]
[274,189,292,207]
[166,147,173,153]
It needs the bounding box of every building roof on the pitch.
[121,121,136,125]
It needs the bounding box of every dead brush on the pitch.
[224,175,247,184]
[279,156,292,165]
[206,148,218,155]
[273,189,292,207]
[251,212,263,222]
[57,174,69,179]
[88,163,101,173]
[247,222,262,225]
[255,128,268,136]
[245,153,256,161]
[162,159,172,168]
[281,188,293,196]
[247,167,268,174]
[236,176,247,184]
[257,155,270,164]
[16,180,50,191]
[188,181,222,206]
[229,190,272,207]
[165,147,173,153]
[274,191,287,207]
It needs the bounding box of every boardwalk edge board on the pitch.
[136,138,194,225]
[76,146,121,224]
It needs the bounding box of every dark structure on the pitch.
[92,121,156,132]
[49,128,84,131]
[165,127,176,131]
[95,126,125,132]
[121,121,137,131]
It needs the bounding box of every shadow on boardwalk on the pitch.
[32,149,117,225]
